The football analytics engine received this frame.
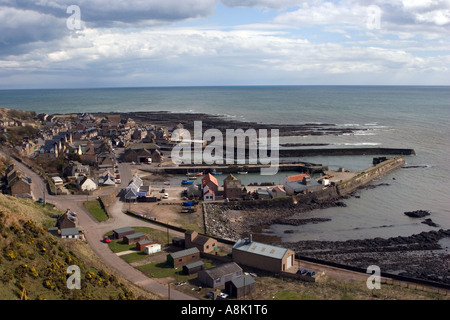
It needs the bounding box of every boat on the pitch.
[237,171,248,175]
[211,169,223,175]
[181,180,195,185]
[188,176,197,180]
[186,171,204,177]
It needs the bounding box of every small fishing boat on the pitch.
[188,176,197,180]
[211,169,223,175]
[181,180,195,185]
[186,171,204,177]
[237,171,248,175]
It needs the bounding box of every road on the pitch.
[2,151,195,300]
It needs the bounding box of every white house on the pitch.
[144,243,162,255]
[76,176,98,192]
[61,227,79,239]
[203,186,215,201]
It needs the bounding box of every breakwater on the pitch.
[278,147,416,157]
[336,156,405,196]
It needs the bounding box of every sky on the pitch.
[0,0,449,89]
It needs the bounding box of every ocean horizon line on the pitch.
[1,84,449,91]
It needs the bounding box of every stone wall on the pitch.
[336,157,405,196]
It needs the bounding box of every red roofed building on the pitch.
[203,186,216,201]
[201,173,219,194]
[286,173,309,182]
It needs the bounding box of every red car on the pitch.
[103,236,111,243]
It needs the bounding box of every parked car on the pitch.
[219,292,229,299]
[163,193,169,199]
[37,198,44,203]
[160,188,165,193]
[306,270,316,277]
[205,291,214,298]
[297,268,308,275]
[103,236,111,243]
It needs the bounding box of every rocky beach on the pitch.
[204,198,450,286]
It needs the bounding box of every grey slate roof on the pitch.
[124,232,145,239]
[61,227,79,236]
[170,247,199,259]
[203,262,242,280]
[233,239,289,260]
[230,275,255,288]
[185,260,205,269]
[113,227,135,234]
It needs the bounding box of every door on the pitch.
[286,255,293,269]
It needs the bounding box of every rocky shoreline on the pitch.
[98,111,364,137]
[204,198,449,285]
[283,229,450,285]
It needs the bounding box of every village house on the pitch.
[223,174,242,200]
[201,173,219,194]
[184,230,217,254]
[232,235,295,273]
[4,167,33,199]
[56,210,77,229]
[203,186,216,201]
[197,262,243,289]
[268,186,287,198]
[283,173,322,196]
[64,161,90,178]
[76,176,97,192]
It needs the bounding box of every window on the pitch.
[178,259,182,262]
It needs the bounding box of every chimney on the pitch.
[249,234,252,243]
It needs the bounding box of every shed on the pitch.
[123,232,146,244]
[232,237,295,273]
[183,260,205,275]
[197,262,243,288]
[112,227,135,239]
[166,247,200,269]
[225,275,256,298]
[136,239,155,251]
[144,243,162,255]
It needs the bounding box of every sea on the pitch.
[1,86,449,242]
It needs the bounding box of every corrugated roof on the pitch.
[170,247,200,259]
[203,262,242,279]
[125,232,145,239]
[184,260,205,269]
[233,239,289,260]
[113,227,135,234]
[230,275,255,288]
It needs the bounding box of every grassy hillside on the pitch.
[0,194,158,300]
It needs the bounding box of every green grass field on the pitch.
[83,200,109,222]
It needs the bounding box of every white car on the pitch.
[163,193,169,199]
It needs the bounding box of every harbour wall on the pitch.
[335,156,405,196]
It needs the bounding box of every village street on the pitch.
[3,151,195,300]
